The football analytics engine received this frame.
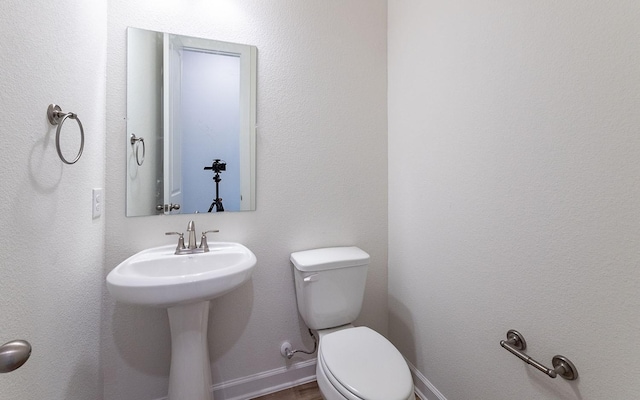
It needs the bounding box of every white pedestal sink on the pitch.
[107,242,257,400]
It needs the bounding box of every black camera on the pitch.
[204,159,226,173]
[204,159,226,212]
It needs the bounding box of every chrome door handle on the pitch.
[156,204,181,212]
[0,340,31,373]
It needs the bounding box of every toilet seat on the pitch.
[318,353,364,400]
[319,327,414,400]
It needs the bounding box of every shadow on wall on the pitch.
[388,295,418,366]
[208,280,255,360]
[109,279,255,397]
[287,311,319,362]
[65,357,101,399]
[111,280,255,376]
[112,303,171,377]
[28,132,63,195]
[389,295,586,400]
[524,361,584,400]
[208,280,255,381]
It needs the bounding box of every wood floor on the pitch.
[252,381,323,400]
[251,380,420,400]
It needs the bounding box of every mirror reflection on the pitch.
[126,27,256,217]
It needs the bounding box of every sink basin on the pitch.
[107,237,257,400]
[107,242,257,308]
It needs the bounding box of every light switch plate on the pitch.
[92,188,103,219]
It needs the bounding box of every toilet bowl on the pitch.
[316,326,414,400]
[291,247,414,400]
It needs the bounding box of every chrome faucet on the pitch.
[166,221,219,255]
[186,220,197,249]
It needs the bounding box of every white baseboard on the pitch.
[152,358,446,400]
[213,359,317,400]
[210,358,447,400]
[153,359,317,400]
[407,361,448,400]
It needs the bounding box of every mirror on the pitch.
[126,27,256,216]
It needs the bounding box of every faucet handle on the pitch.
[199,230,219,252]
[165,232,186,253]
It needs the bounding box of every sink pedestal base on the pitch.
[167,301,213,400]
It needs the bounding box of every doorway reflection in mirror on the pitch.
[126,27,256,217]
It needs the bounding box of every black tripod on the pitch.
[204,159,226,212]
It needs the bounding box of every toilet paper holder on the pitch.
[500,329,578,380]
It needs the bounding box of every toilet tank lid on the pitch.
[290,247,370,272]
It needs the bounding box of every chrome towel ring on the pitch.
[130,133,145,166]
[47,104,84,165]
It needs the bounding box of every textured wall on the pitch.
[388,1,640,399]
[0,1,106,399]
[104,1,388,399]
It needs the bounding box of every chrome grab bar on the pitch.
[500,330,578,380]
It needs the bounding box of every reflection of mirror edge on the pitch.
[126,27,163,217]
[125,27,257,217]
[248,45,257,211]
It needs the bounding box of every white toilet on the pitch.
[291,247,414,400]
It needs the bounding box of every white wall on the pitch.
[388,1,640,399]
[0,1,106,399]
[104,1,388,399]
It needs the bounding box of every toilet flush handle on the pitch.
[303,274,319,283]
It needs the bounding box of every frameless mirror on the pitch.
[126,27,256,216]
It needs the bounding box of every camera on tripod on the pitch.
[203,159,226,212]
[205,159,226,173]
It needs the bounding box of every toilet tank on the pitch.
[291,247,370,330]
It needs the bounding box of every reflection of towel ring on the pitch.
[130,133,145,166]
[47,104,85,165]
